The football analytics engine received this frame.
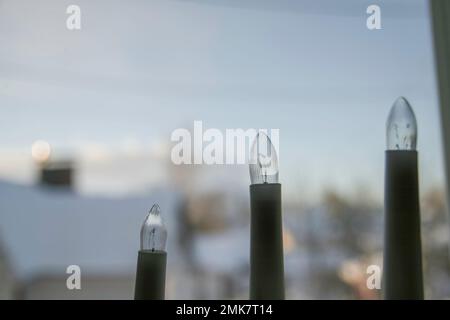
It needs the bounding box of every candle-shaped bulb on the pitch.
[140,204,167,252]
[386,97,417,150]
[249,132,279,184]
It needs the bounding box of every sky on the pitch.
[0,0,445,203]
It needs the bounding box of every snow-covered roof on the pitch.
[193,227,249,273]
[0,181,181,280]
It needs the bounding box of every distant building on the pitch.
[39,161,74,189]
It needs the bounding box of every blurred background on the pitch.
[0,0,449,299]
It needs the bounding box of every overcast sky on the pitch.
[0,0,444,202]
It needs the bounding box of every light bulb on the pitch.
[140,204,167,252]
[249,132,279,184]
[386,97,417,150]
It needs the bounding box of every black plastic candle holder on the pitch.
[383,150,424,300]
[134,250,167,300]
[250,183,285,300]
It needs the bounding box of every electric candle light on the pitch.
[383,97,424,300]
[134,204,168,300]
[249,132,285,300]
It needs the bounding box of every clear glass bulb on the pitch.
[249,132,279,184]
[386,97,417,150]
[140,204,167,252]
